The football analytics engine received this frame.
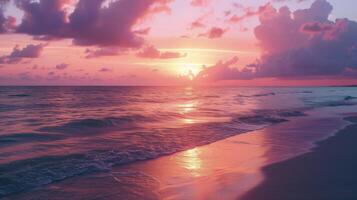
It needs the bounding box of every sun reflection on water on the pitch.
[179,102,196,114]
[177,88,199,124]
[181,148,203,177]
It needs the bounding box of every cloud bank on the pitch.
[254,0,357,77]
[196,57,253,81]
[198,0,357,82]
[12,0,173,47]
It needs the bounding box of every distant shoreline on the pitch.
[241,116,357,200]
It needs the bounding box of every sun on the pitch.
[180,63,202,80]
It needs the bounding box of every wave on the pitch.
[231,109,307,126]
[234,115,288,125]
[320,101,356,107]
[278,91,313,95]
[0,109,304,197]
[8,94,31,98]
[253,109,307,118]
[38,115,153,135]
[0,104,19,112]
[0,154,105,198]
[344,96,357,101]
[238,91,313,98]
[0,133,64,147]
[315,98,357,108]
[3,86,357,198]
[237,92,276,98]
[0,146,175,198]
[302,95,357,109]
[277,110,307,117]
[0,134,228,197]
[237,91,313,98]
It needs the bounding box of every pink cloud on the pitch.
[190,18,206,30]
[136,45,186,59]
[196,0,357,81]
[188,11,213,30]
[199,27,227,39]
[227,3,271,24]
[190,0,211,7]
[195,57,253,82]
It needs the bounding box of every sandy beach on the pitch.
[241,116,357,200]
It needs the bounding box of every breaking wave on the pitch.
[38,115,154,135]
[0,109,303,197]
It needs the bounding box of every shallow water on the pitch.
[0,86,357,198]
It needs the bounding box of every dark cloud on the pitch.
[195,0,357,82]
[301,22,333,32]
[67,0,148,46]
[136,45,186,59]
[10,44,45,58]
[55,63,68,70]
[199,27,227,39]
[13,0,173,47]
[253,0,357,77]
[0,43,46,64]
[15,0,69,36]
[85,47,128,58]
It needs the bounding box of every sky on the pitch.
[0,0,357,86]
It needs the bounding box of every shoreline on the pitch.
[7,106,352,200]
[240,116,357,200]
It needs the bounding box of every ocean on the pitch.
[1,86,357,198]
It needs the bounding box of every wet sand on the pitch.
[7,107,351,200]
[241,116,357,200]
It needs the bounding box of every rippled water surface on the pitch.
[0,86,357,198]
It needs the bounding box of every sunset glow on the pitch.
[2,1,357,199]
[0,0,356,85]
